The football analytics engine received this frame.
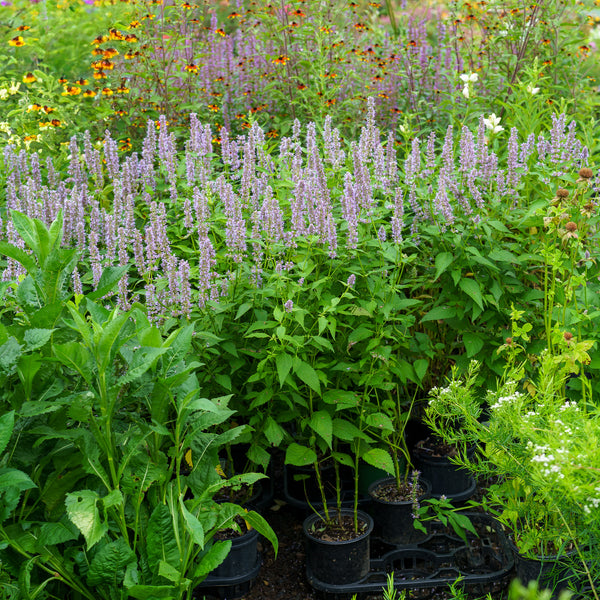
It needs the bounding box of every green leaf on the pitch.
[65,490,108,549]
[0,338,22,374]
[179,497,205,548]
[264,416,285,447]
[0,468,37,494]
[434,252,454,281]
[332,418,371,442]
[285,443,317,467]
[459,278,484,310]
[0,242,37,274]
[0,411,15,456]
[420,306,457,323]
[126,585,178,600]
[87,538,136,586]
[147,505,180,573]
[463,332,484,357]
[158,560,181,584]
[309,410,332,448]
[38,521,79,547]
[235,302,252,320]
[86,265,130,300]
[275,353,293,387]
[293,359,321,395]
[243,510,278,556]
[193,541,232,581]
[322,389,360,410]
[364,412,395,433]
[413,359,428,383]
[53,341,94,383]
[361,448,394,476]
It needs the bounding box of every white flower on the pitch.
[0,122,11,134]
[462,85,470,99]
[0,89,8,101]
[483,113,504,134]
[526,84,540,95]
[460,72,478,83]
[8,81,20,95]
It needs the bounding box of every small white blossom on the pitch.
[0,89,8,100]
[8,81,20,95]
[0,122,11,134]
[460,73,478,83]
[526,84,540,95]
[483,113,504,134]
[462,85,470,99]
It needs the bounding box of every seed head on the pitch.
[556,188,569,198]
[565,221,577,232]
[564,331,573,342]
[578,168,593,179]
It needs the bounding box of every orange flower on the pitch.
[23,73,36,83]
[128,20,141,28]
[58,76,68,84]
[93,70,107,79]
[83,89,96,98]
[184,63,199,73]
[102,87,113,96]
[228,11,241,18]
[51,119,61,127]
[214,28,226,36]
[110,28,125,40]
[272,55,289,64]
[16,25,31,31]
[62,85,81,96]
[75,78,89,85]
[116,84,130,94]
[9,36,25,47]
[208,104,219,112]
[103,48,119,58]
[92,35,109,45]
[124,34,138,42]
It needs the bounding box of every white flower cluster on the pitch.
[559,400,580,413]
[583,487,600,514]
[527,442,566,479]
[489,390,523,411]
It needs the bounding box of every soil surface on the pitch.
[370,479,426,503]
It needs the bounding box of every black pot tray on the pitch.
[306,513,514,595]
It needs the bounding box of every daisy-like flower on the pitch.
[483,113,504,133]
[9,36,25,47]
[23,72,36,83]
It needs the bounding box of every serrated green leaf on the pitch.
[179,497,205,548]
[0,411,15,456]
[434,252,454,281]
[147,505,180,573]
[193,541,232,581]
[463,332,484,357]
[23,328,54,351]
[65,490,107,549]
[87,538,136,586]
[309,410,332,448]
[459,278,484,310]
[420,306,457,323]
[293,359,321,395]
[361,448,394,476]
[275,353,293,387]
[285,443,316,467]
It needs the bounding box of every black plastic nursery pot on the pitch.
[367,476,432,546]
[303,508,374,586]
[412,445,476,502]
[195,528,261,599]
[512,542,582,600]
